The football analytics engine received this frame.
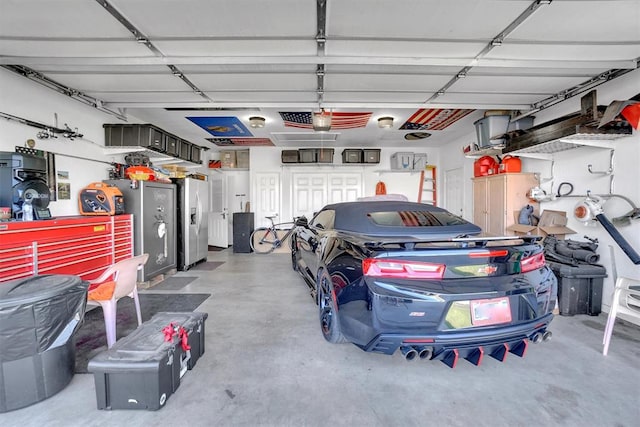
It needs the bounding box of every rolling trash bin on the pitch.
[548,261,607,316]
[0,275,88,413]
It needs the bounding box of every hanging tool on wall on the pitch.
[574,195,640,265]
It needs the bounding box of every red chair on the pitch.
[86,254,149,348]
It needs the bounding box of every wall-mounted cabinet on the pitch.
[473,173,539,236]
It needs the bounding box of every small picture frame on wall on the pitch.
[57,182,70,200]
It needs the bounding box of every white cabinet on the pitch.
[473,173,538,236]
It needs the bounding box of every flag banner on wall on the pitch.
[206,138,274,146]
[279,112,372,129]
[400,109,475,131]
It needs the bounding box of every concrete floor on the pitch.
[3,249,639,427]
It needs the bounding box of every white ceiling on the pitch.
[1,0,639,150]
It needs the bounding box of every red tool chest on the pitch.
[0,215,133,283]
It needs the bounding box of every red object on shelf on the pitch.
[0,215,133,283]
[474,156,498,177]
[499,155,522,173]
[621,104,640,130]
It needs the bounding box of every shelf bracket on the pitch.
[587,149,614,176]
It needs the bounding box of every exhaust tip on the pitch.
[416,346,433,360]
[400,346,418,361]
[531,332,543,344]
[542,330,553,342]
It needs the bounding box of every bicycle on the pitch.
[250,214,301,254]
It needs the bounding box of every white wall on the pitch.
[438,67,640,314]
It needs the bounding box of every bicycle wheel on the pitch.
[250,227,277,254]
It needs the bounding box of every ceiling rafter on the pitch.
[0,55,633,69]
[425,0,553,104]
[94,0,212,102]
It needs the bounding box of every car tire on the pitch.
[317,269,347,344]
[291,242,298,272]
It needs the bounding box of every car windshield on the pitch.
[367,210,468,227]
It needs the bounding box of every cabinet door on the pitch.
[472,178,488,230]
[504,173,539,233]
[486,176,507,236]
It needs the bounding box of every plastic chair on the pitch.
[86,253,149,348]
[602,276,640,356]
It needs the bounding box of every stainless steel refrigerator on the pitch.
[173,177,209,270]
[105,180,177,281]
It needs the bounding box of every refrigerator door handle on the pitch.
[195,191,202,235]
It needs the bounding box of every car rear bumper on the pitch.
[358,313,554,367]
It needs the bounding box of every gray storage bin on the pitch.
[474,115,510,148]
[391,152,414,170]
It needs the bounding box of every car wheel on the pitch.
[317,270,346,344]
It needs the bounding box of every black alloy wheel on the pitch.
[317,270,346,344]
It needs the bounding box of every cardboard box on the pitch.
[220,150,236,168]
[507,209,576,239]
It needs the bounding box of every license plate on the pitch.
[470,297,512,326]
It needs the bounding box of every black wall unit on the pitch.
[190,145,202,164]
[104,124,165,151]
[104,124,201,164]
[233,212,254,253]
[179,140,192,161]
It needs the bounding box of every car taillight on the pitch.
[362,258,445,279]
[521,252,546,273]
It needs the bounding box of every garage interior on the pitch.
[0,0,639,425]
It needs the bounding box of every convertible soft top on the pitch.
[321,201,482,237]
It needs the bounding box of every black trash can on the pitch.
[0,275,88,413]
[548,261,607,316]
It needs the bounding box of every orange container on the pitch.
[474,156,498,177]
[499,155,522,173]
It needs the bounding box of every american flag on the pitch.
[400,108,475,131]
[279,112,372,129]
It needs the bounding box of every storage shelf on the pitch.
[465,146,505,159]
[103,146,202,167]
[466,132,630,160]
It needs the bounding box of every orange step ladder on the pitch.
[418,165,436,205]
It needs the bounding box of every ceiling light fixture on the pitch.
[378,117,394,129]
[249,116,266,128]
[312,109,332,132]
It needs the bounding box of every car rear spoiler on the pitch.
[350,234,543,249]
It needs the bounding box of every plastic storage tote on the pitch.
[548,261,607,316]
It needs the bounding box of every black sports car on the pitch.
[291,200,557,367]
